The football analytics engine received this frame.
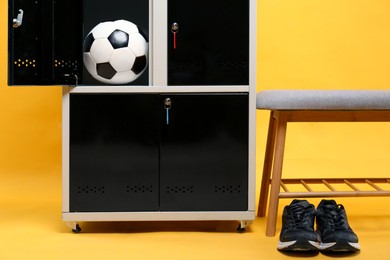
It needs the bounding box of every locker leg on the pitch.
[66,222,82,233]
[72,223,82,233]
[237,220,253,233]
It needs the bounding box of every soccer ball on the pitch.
[83,20,148,84]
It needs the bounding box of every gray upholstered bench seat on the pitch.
[256,90,390,237]
[257,90,390,110]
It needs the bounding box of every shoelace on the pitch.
[288,203,314,230]
[322,204,348,230]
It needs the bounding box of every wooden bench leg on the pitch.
[258,111,277,217]
[266,112,288,237]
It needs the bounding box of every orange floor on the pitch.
[1,152,390,259]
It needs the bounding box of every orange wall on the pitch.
[258,0,390,90]
[256,0,390,180]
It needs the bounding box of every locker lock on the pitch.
[171,23,179,49]
[164,98,172,109]
[171,22,179,33]
[13,9,24,28]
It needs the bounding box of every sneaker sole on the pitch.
[278,237,320,251]
[319,239,360,252]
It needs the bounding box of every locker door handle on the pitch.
[13,9,24,28]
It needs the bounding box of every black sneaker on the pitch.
[316,199,360,252]
[277,199,320,251]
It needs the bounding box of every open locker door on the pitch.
[8,0,82,86]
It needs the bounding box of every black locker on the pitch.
[8,0,254,228]
[69,93,248,212]
[159,94,249,211]
[9,0,249,86]
[69,94,160,212]
[168,0,249,86]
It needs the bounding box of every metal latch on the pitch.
[13,9,24,28]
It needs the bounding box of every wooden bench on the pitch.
[256,90,390,237]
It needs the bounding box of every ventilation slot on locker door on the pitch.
[77,186,105,194]
[214,185,241,194]
[166,186,194,194]
[54,59,79,69]
[126,185,153,193]
[13,58,36,68]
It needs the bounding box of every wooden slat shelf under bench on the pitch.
[277,178,390,198]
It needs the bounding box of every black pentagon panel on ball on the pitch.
[97,62,117,79]
[83,33,95,52]
[137,26,149,43]
[108,30,129,49]
[131,56,147,75]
